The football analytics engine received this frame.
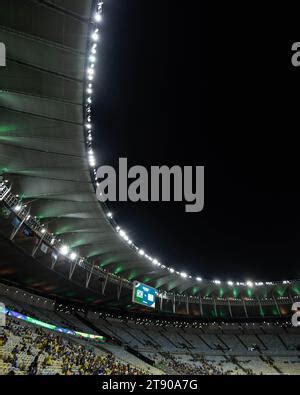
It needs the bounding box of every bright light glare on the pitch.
[94,13,102,22]
[119,230,126,238]
[70,252,77,261]
[89,158,96,167]
[60,245,69,256]
[14,204,22,213]
[91,32,99,41]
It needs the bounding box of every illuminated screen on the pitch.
[4,308,105,342]
[132,281,156,308]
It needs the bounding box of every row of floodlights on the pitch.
[6,181,297,290]
[84,5,104,170]
[11,198,79,263]
[112,220,293,287]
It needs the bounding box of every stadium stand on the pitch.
[0,283,299,375]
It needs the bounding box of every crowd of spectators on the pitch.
[160,353,223,375]
[0,318,147,375]
[159,353,255,375]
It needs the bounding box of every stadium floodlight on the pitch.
[152,259,158,265]
[213,280,221,285]
[87,88,93,94]
[119,229,126,238]
[246,281,254,288]
[86,123,92,129]
[127,239,132,245]
[69,252,77,261]
[59,245,69,256]
[89,158,96,167]
[120,230,129,241]
[14,204,22,213]
[94,13,102,22]
[89,55,96,63]
[196,277,202,282]
[50,238,55,246]
[91,31,99,41]
[138,249,145,256]
[26,215,31,220]
[180,272,188,278]
[107,212,113,218]
[169,268,175,273]
[41,228,46,234]
[227,281,234,286]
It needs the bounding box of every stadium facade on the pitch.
[0,0,299,321]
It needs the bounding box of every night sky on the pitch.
[93,1,300,281]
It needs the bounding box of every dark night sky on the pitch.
[93,1,300,281]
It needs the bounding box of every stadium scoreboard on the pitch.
[132,281,156,308]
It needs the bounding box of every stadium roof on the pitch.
[0,0,299,307]
[0,0,165,285]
